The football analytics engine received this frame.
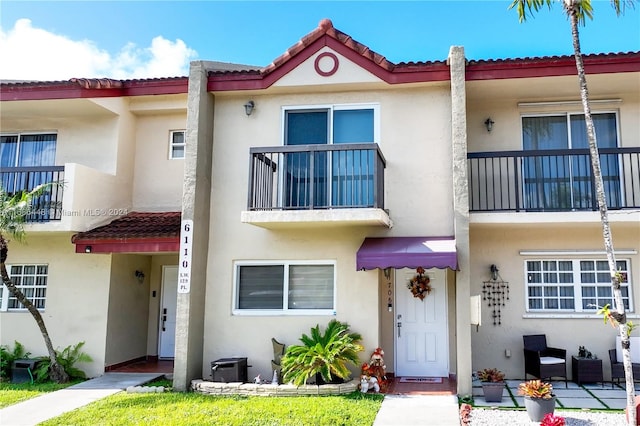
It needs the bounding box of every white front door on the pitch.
[395,268,449,377]
[158,266,178,359]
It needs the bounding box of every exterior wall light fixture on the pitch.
[244,100,255,116]
[383,267,392,280]
[490,264,499,281]
[135,270,145,283]
[484,117,495,132]
[85,246,92,253]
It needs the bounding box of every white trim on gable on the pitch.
[273,47,384,88]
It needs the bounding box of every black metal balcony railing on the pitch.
[0,166,65,221]
[247,144,386,211]
[468,148,640,212]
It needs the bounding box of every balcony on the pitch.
[0,166,65,222]
[241,143,391,228]
[468,147,640,215]
[1,164,131,232]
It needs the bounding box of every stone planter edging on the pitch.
[191,379,358,396]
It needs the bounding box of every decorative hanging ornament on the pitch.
[407,267,432,301]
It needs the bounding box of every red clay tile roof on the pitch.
[206,18,450,89]
[262,18,397,76]
[2,19,639,99]
[1,77,189,101]
[71,211,181,242]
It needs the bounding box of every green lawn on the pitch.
[0,381,77,408]
[39,391,383,426]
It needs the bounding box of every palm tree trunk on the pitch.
[0,235,69,383]
[565,2,635,424]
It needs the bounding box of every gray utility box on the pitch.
[11,359,39,383]
[211,357,248,383]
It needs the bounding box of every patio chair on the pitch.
[608,348,640,388]
[271,338,285,383]
[523,334,567,387]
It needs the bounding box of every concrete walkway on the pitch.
[0,372,163,426]
[373,394,460,426]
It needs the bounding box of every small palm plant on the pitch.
[281,319,363,386]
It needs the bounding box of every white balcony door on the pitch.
[395,268,448,377]
[158,266,178,359]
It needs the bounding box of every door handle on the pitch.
[397,322,402,338]
[162,313,167,331]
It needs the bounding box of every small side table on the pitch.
[572,356,603,386]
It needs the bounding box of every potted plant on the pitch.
[477,368,505,402]
[280,319,363,386]
[518,379,556,422]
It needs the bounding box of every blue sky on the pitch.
[1,1,639,80]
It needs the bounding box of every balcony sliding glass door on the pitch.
[0,133,59,221]
[1,133,57,192]
[283,106,376,209]
[522,113,620,210]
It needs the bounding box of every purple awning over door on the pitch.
[356,237,458,271]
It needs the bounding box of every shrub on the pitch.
[0,341,31,381]
[33,342,92,383]
[281,319,363,386]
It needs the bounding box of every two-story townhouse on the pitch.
[175,19,639,395]
[0,78,188,376]
[2,19,638,397]
[466,53,640,382]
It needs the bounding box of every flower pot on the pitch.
[481,382,505,402]
[524,396,556,422]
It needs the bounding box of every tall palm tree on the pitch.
[0,185,69,383]
[509,0,636,422]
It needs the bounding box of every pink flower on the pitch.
[541,413,565,426]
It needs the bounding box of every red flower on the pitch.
[541,413,565,426]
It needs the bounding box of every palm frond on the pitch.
[0,183,60,242]
[281,319,364,386]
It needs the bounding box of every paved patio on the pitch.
[472,379,637,410]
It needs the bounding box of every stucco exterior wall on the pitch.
[0,234,111,378]
[133,113,186,211]
[466,84,639,154]
[202,85,456,379]
[0,99,120,175]
[469,222,640,381]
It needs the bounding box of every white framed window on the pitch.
[0,264,48,311]
[169,130,185,159]
[233,260,336,315]
[525,259,631,312]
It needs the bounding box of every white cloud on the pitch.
[0,18,197,80]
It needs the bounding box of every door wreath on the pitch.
[407,267,431,300]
